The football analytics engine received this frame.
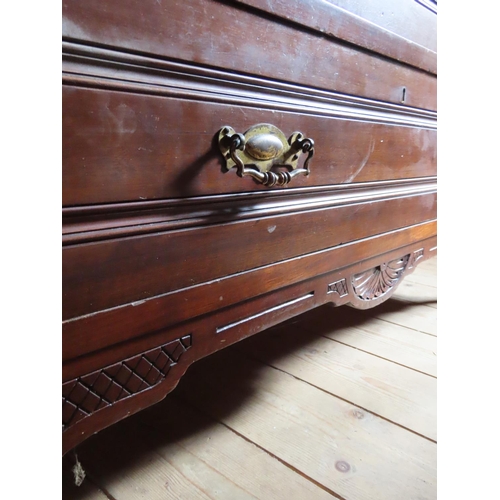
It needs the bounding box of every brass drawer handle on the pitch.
[218,124,314,187]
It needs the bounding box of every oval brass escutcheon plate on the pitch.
[246,133,284,161]
[217,123,315,187]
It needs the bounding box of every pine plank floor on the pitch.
[62,256,437,500]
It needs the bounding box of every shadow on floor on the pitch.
[63,298,431,497]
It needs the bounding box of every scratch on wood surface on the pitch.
[345,138,375,183]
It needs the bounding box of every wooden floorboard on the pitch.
[174,352,436,500]
[236,324,436,440]
[403,270,437,288]
[68,399,335,500]
[416,258,437,273]
[62,256,437,500]
[62,458,112,500]
[371,299,437,336]
[391,280,437,308]
[288,305,437,376]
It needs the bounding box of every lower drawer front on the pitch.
[62,86,436,206]
[63,221,436,366]
[63,191,437,321]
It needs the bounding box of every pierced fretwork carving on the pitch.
[352,255,410,301]
[327,279,348,297]
[62,335,192,430]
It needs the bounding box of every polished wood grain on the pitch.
[62,86,436,205]
[63,224,436,370]
[62,0,436,109]
[62,0,436,455]
[62,179,436,244]
[63,192,436,320]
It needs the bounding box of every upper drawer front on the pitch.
[62,0,436,110]
[63,85,436,206]
[326,0,437,52]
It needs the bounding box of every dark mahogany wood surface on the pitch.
[62,0,437,455]
[62,0,436,110]
[63,192,436,320]
[62,179,436,245]
[63,86,436,206]
[63,221,437,380]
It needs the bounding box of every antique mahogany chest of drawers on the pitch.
[62,0,437,454]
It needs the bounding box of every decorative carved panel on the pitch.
[352,255,410,301]
[62,335,192,430]
[327,279,348,297]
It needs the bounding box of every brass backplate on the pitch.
[218,124,303,173]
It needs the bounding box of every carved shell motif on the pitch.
[352,255,410,301]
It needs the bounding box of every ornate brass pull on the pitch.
[218,124,314,187]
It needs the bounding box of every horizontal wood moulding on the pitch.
[62,192,436,321]
[62,0,436,109]
[63,42,437,129]
[63,86,436,206]
[63,179,437,244]
[62,222,437,375]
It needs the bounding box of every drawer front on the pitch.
[62,0,436,109]
[63,85,436,206]
[63,191,437,320]
[63,223,437,366]
[326,0,437,52]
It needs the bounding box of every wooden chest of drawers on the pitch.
[62,0,437,455]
